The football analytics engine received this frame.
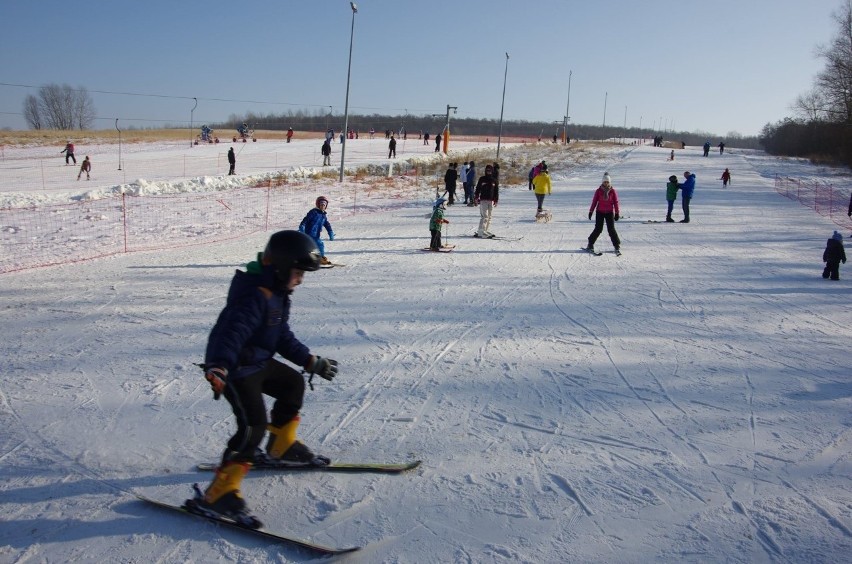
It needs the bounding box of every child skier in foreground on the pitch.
[429,197,450,250]
[822,231,847,280]
[192,230,339,528]
[299,196,335,265]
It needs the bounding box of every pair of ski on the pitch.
[420,244,455,253]
[581,247,621,257]
[472,233,523,241]
[138,458,421,555]
[319,262,345,268]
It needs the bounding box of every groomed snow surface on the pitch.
[1,138,851,563]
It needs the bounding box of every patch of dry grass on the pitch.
[0,128,327,147]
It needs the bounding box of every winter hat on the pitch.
[832,231,843,241]
[434,197,446,209]
[316,196,329,208]
[602,172,612,184]
[668,175,678,182]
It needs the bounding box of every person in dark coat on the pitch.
[227,147,236,175]
[321,139,332,166]
[435,132,442,153]
[195,230,337,526]
[474,164,499,237]
[822,231,847,280]
[444,163,458,205]
[388,135,397,158]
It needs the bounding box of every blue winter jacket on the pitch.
[205,256,311,380]
[299,208,334,240]
[680,174,696,198]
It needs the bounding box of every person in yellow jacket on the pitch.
[532,163,552,213]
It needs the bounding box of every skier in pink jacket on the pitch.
[584,172,621,254]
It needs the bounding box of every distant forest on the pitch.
[212,110,762,150]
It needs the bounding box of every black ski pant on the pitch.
[588,211,620,249]
[221,358,304,463]
[535,193,546,211]
[823,261,841,280]
[682,196,691,222]
[430,228,442,250]
[446,185,456,205]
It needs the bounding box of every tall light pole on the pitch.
[115,119,122,170]
[189,97,197,148]
[496,52,509,161]
[603,92,608,127]
[563,70,572,144]
[339,2,357,182]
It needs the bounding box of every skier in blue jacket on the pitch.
[678,171,696,223]
[298,196,335,265]
[194,230,339,527]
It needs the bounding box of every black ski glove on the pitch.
[588,211,593,220]
[311,356,339,381]
[614,214,620,221]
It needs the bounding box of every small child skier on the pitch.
[822,231,846,280]
[298,196,335,266]
[77,156,91,180]
[429,197,449,250]
[665,175,678,222]
[721,168,731,187]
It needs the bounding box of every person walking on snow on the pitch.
[678,171,696,222]
[388,135,397,158]
[465,161,476,206]
[721,168,731,187]
[429,197,450,250]
[77,156,91,180]
[459,161,470,204]
[227,147,236,175]
[823,231,847,280]
[321,139,332,166]
[286,128,294,143]
[532,163,552,212]
[584,172,621,253]
[299,196,335,266]
[194,230,339,528]
[444,163,458,205]
[474,164,499,238]
[60,141,76,165]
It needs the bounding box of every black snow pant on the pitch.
[682,196,691,222]
[823,261,841,280]
[430,228,443,250]
[588,211,620,249]
[221,358,305,463]
[446,184,456,205]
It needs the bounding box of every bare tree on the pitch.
[814,0,852,123]
[23,94,42,130]
[792,88,829,121]
[21,83,97,130]
[74,87,97,130]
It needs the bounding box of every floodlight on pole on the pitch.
[115,118,122,170]
[339,2,357,182]
[496,52,509,161]
[563,70,571,143]
[190,97,197,148]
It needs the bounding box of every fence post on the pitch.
[122,193,129,253]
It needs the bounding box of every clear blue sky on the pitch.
[0,0,844,136]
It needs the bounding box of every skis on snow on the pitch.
[472,233,523,241]
[195,459,422,474]
[136,493,361,555]
[420,245,455,253]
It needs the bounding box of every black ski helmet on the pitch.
[263,230,321,285]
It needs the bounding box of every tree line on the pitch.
[760,0,852,167]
